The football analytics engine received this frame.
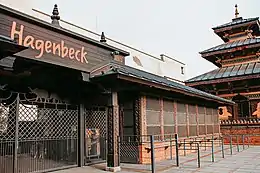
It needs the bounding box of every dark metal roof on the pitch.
[185,62,260,83]
[0,35,28,57]
[90,61,234,105]
[0,4,129,56]
[212,17,259,30]
[200,38,260,54]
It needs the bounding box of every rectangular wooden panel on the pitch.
[146,110,160,125]
[146,96,160,111]
[177,125,187,137]
[147,126,161,135]
[199,125,206,135]
[164,126,175,134]
[163,99,174,112]
[189,126,197,136]
[163,112,174,125]
[0,13,114,72]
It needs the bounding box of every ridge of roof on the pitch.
[200,38,260,55]
[212,17,259,30]
[185,61,260,83]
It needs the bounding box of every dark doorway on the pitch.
[232,94,249,118]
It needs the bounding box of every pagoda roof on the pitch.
[185,62,260,85]
[200,38,260,56]
[212,17,259,30]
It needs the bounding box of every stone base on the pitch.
[105,166,121,172]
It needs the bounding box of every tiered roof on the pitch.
[186,5,260,85]
[186,61,260,85]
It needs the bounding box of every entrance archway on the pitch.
[232,94,250,118]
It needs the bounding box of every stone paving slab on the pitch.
[53,146,260,173]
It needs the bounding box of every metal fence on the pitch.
[118,133,255,173]
[0,90,79,173]
[84,107,107,164]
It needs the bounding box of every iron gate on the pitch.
[0,88,78,173]
[84,107,107,164]
[119,136,140,164]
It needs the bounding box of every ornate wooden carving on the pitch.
[251,100,260,118]
[107,92,119,168]
[222,55,259,66]
[219,106,233,120]
[134,96,141,137]
[140,96,147,136]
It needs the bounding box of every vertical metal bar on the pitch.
[150,135,155,173]
[170,134,172,160]
[221,136,224,158]
[78,104,85,167]
[236,136,239,152]
[175,134,179,167]
[242,135,245,150]
[230,136,233,155]
[211,135,214,162]
[197,143,200,168]
[105,139,108,160]
[13,94,20,173]
[184,139,186,156]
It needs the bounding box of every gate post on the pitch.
[78,104,85,167]
[13,93,20,173]
[106,92,121,172]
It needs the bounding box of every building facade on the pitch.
[0,4,233,173]
[1,0,187,83]
[185,5,260,143]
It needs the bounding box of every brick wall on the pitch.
[221,125,260,145]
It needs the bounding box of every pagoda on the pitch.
[185,5,260,123]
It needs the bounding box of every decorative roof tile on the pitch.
[90,61,234,104]
[185,62,260,83]
[212,17,259,30]
[200,38,260,55]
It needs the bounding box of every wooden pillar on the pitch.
[195,105,199,136]
[186,104,189,137]
[174,101,178,134]
[248,101,251,117]
[159,98,164,139]
[134,96,141,137]
[107,92,120,171]
[204,107,207,136]
[78,104,85,167]
[233,104,238,119]
[140,96,147,136]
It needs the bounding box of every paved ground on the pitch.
[54,145,260,173]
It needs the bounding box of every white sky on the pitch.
[1,0,259,79]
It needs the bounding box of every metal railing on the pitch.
[118,133,258,173]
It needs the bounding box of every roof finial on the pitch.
[100,32,107,43]
[235,4,239,18]
[51,4,60,26]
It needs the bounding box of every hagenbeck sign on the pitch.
[11,21,88,64]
